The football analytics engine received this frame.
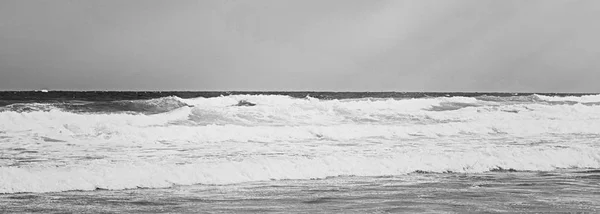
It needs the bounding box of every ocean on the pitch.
[1,91,599,213]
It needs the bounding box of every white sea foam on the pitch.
[536,94,600,103]
[1,95,599,193]
[1,144,599,193]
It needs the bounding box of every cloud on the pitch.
[0,0,598,92]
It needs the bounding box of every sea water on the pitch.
[0,92,599,213]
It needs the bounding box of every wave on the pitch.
[1,95,600,145]
[0,96,191,114]
[108,96,192,114]
[1,144,599,194]
[535,94,600,103]
[475,94,544,103]
[0,103,57,113]
[2,94,598,114]
[475,94,600,106]
[3,94,599,124]
[1,94,599,193]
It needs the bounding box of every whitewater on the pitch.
[1,92,600,212]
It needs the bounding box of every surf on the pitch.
[1,94,599,193]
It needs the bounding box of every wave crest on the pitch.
[1,144,598,194]
[112,96,192,114]
[2,94,600,194]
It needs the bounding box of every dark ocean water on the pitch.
[0,91,589,102]
[0,91,592,114]
[1,91,599,213]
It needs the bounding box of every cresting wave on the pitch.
[2,146,599,194]
[0,96,191,114]
[1,94,600,193]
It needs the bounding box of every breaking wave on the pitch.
[0,96,191,114]
[1,94,599,193]
[2,145,598,193]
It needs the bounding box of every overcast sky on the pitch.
[0,0,599,92]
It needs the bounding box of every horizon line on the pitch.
[0,90,598,95]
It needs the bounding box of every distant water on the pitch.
[1,91,599,213]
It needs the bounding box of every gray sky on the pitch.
[0,0,599,92]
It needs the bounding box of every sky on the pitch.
[0,0,599,92]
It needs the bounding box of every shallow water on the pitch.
[2,171,599,213]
